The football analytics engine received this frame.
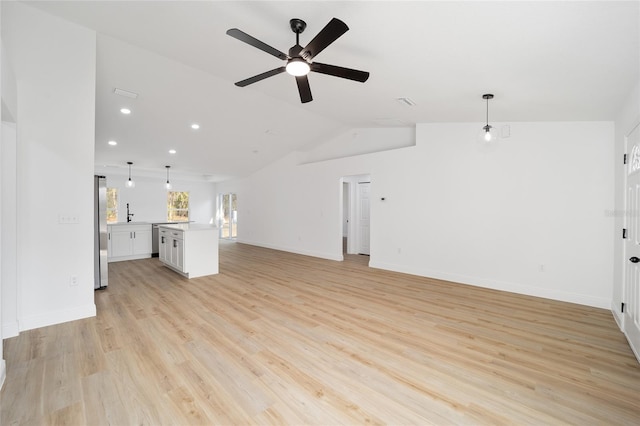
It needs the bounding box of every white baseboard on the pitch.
[19,303,96,332]
[369,260,611,309]
[108,253,151,263]
[2,321,19,339]
[611,301,624,330]
[236,239,343,261]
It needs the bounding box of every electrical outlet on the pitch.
[70,275,78,286]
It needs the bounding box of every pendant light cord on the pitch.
[486,97,489,126]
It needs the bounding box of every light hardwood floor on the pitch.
[2,240,640,425]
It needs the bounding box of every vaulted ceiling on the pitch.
[26,1,639,181]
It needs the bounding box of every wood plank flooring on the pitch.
[2,240,640,425]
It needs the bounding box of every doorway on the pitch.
[342,182,349,254]
[218,193,237,240]
[341,174,371,259]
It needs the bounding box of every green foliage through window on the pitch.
[168,191,189,222]
[107,188,118,223]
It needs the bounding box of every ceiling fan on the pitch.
[226,18,370,103]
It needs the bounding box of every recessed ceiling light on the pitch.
[108,140,117,146]
[191,123,200,130]
[169,149,177,154]
[120,108,131,114]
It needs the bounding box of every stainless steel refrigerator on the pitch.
[94,175,108,289]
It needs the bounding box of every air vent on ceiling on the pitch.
[113,88,138,99]
[395,97,416,106]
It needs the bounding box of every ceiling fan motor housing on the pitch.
[290,18,307,34]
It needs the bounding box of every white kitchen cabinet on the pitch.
[108,223,152,262]
[159,227,184,271]
[132,227,152,255]
[159,224,218,278]
[171,236,184,270]
[159,227,170,263]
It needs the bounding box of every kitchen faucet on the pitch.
[126,203,134,223]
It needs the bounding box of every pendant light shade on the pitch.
[480,94,497,142]
[165,165,172,190]
[126,161,135,188]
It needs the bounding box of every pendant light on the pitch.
[165,165,172,190]
[481,94,496,142]
[126,161,135,188]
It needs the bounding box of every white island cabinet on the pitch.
[107,223,152,262]
[158,224,218,278]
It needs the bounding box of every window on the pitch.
[168,191,189,221]
[106,188,118,223]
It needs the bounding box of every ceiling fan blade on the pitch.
[235,67,286,87]
[226,28,289,60]
[300,18,348,61]
[295,75,313,103]
[310,62,370,83]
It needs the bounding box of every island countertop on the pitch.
[159,223,217,232]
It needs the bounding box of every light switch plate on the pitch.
[59,215,80,224]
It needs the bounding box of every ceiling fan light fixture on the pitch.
[227,17,369,103]
[286,57,310,76]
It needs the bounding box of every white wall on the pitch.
[98,171,216,225]
[300,127,415,164]
[218,121,615,308]
[612,80,640,327]
[1,122,17,339]
[0,0,5,389]
[2,2,97,331]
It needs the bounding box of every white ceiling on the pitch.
[26,1,640,182]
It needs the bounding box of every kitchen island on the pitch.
[158,223,218,278]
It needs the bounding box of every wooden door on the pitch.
[624,122,640,361]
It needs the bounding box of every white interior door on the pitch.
[358,182,370,255]
[624,123,640,361]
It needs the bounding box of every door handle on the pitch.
[630,257,640,263]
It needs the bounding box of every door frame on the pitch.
[340,174,371,257]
